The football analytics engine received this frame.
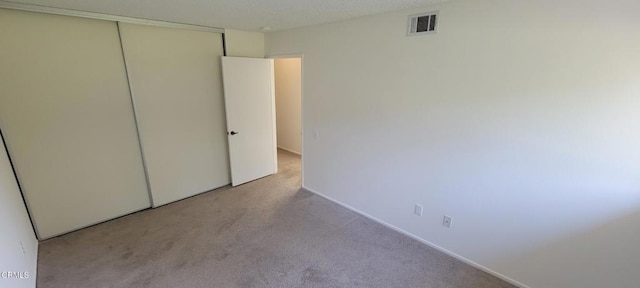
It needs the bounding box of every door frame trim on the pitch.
[0,1,224,33]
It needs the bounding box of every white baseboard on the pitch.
[277,146,301,155]
[301,185,530,288]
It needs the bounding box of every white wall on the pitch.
[274,58,302,154]
[225,29,265,58]
[0,133,38,288]
[266,0,640,287]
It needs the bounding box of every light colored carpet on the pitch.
[38,150,516,288]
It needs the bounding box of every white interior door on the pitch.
[119,23,230,207]
[0,9,150,239]
[221,57,278,186]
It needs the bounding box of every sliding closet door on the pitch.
[0,10,150,239]
[118,23,230,207]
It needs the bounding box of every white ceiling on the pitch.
[5,0,447,31]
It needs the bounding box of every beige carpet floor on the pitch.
[38,150,516,288]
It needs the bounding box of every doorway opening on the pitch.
[273,57,303,186]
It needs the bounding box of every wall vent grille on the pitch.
[408,11,438,36]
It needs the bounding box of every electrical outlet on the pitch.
[442,215,452,228]
[414,204,423,216]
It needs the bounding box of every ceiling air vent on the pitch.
[408,11,438,36]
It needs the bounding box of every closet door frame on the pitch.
[0,1,223,33]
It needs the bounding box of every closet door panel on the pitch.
[118,23,230,207]
[0,9,150,239]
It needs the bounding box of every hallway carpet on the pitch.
[38,150,516,288]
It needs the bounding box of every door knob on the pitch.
[229,131,239,135]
